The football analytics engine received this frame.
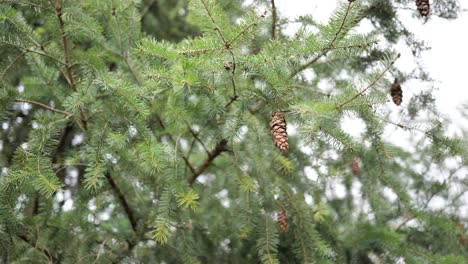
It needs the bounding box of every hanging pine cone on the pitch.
[270,111,288,152]
[351,158,359,177]
[390,78,403,106]
[416,0,430,17]
[277,207,288,233]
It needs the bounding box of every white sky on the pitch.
[273,0,468,134]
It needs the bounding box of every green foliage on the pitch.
[0,0,466,263]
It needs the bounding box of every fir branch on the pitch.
[54,0,88,129]
[17,234,58,263]
[104,172,138,232]
[0,41,66,66]
[0,0,54,12]
[188,139,228,185]
[178,47,224,55]
[54,0,76,92]
[154,115,197,175]
[14,98,76,118]
[270,0,277,39]
[290,0,355,77]
[188,127,210,156]
[336,53,400,110]
[199,0,229,47]
[227,22,258,47]
[264,216,275,264]
[0,51,26,81]
[140,0,157,20]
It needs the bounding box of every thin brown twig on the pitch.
[199,0,229,46]
[17,234,57,263]
[336,53,400,110]
[188,127,210,156]
[188,139,228,185]
[290,0,355,77]
[0,51,26,81]
[227,22,258,47]
[15,98,77,118]
[54,0,88,129]
[105,172,138,232]
[0,41,66,66]
[270,0,277,39]
[0,0,54,12]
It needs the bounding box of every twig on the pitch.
[290,0,355,77]
[104,172,138,232]
[0,51,26,81]
[54,0,88,129]
[0,0,54,12]
[0,41,66,66]
[17,234,57,263]
[123,56,142,84]
[188,127,210,156]
[15,98,77,118]
[54,0,76,92]
[270,0,277,39]
[140,0,156,20]
[336,53,400,109]
[227,22,258,47]
[154,115,197,175]
[188,139,228,185]
[199,0,229,46]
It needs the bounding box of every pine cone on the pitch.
[390,78,403,106]
[277,207,288,233]
[351,158,359,176]
[270,111,288,152]
[416,0,430,17]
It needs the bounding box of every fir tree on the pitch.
[0,0,466,263]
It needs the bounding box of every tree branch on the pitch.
[270,0,277,39]
[290,0,355,78]
[54,0,87,130]
[188,139,228,185]
[104,172,138,232]
[17,234,58,263]
[336,53,400,110]
[14,98,78,118]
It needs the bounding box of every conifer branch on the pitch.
[188,127,210,156]
[0,0,54,12]
[154,115,197,175]
[199,0,229,46]
[17,234,58,263]
[54,0,76,92]
[227,22,258,47]
[104,172,138,232]
[14,98,77,118]
[54,0,88,130]
[336,53,400,110]
[188,139,228,185]
[264,216,275,264]
[270,0,277,39]
[290,0,355,77]
[0,51,26,81]
[178,47,224,55]
[0,41,66,67]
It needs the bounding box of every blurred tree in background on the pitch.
[0,0,466,263]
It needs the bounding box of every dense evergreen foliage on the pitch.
[0,0,466,263]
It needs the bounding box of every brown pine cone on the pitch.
[416,0,430,17]
[351,158,359,177]
[270,111,288,152]
[390,78,403,106]
[277,207,288,233]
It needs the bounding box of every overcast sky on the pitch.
[273,0,468,135]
